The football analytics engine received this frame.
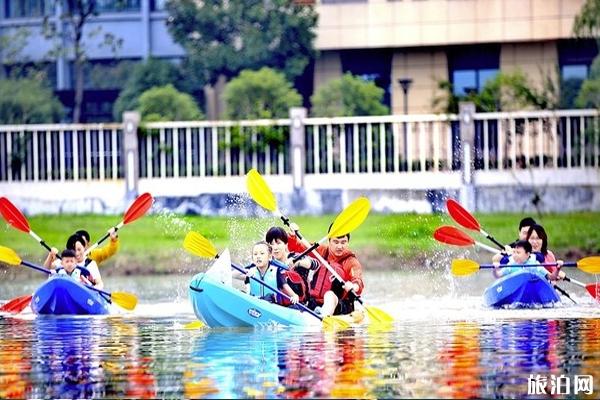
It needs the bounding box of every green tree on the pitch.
[223,67,302,119]
[0,78,64,124]
[113,58,193,121]
[576,55,600,107]
[573,0,600,38]
[43,1,123,122]
[165,0,317,85]
[310,73,390,117]
[138,84,203,122]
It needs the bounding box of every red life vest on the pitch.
[279,270,308,306]
[309,261,345,304]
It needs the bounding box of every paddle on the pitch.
[0,246,138,311]
[183,231,351,330]
[446,199,505,249]
[433,226,501,253]
[0,294,33,314]
[452,258,600,276]
[84,192,154,256]
[246,168,392,324]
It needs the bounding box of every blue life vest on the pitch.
[247,265,278,299]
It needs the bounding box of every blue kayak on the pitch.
[31,275,111,315]
[189,271,320,328]
[483,270,560,308]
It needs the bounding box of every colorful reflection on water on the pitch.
[2,316,600,398]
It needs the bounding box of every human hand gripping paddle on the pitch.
[0,246,137,311]
[182,231,351,330]
[450,258,600,301]
[246,168,393,324]
[84,193,154,257]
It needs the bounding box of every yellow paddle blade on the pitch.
[365,306,394,324]
[328,197,371,238]
[578,256,600,274]
[0,246,22,266]
[322,316,351,330]
[184,320,206,330]
[111,292,138,311]
[183,231,218,259]
[451,259,480,276]
[246,169,277,212]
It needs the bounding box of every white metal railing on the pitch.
[1,110,598,184]
[0,123,122,182]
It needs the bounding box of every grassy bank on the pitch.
[1,211,599,275]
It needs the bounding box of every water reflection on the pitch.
[0,318,32,399]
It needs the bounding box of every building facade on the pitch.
[0,0,597,121]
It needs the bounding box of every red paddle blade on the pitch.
[0,197,30,233]
[0,294,32,314]
[446,199,481,232]
[433,226,475,247]
[123,193,154,224]
[586,283,600,301]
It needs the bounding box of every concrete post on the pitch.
[458,102,476,211]
[123,111,140,201]
[289,107,306,190]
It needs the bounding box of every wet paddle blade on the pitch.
[433,226,475,247]
[0,246,22,266]
[184,320,206,330]
[246,169,277,212]
[578,256,600,274]
[0,294,32,314]
[451,259,480,276]
[111,292,138,311]
[0,197,30,233]
[123,192,154,224]
[183,231,219,259]
[322,316,350,330]
[585,283,600,301]
[446,199,480,231]
[365,306,394,324]
[328,197,371,238]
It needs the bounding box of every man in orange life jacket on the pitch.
[287,222,364,317]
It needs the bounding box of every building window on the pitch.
[558,39,598,108]
[340,49,392,107]
[4,0,48,18]
[448,45,500,95]
[151,0,167,11]
[95,0,141,13]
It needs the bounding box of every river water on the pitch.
[1,268,600,399]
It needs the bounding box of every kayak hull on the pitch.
[32,275,111,315]
[483,270,560,308]
[189,272,319,328]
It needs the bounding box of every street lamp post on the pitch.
[398,78,413,170]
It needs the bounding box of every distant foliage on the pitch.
[310,73,389,117]
[0,78,64,124]
[576,55,600,108]
[223,67,302,119]
[137,84,203,122]
[573,0,600,38]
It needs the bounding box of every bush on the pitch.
[576,55,600,108]
[223,67,302,120]
[0,78,64,124]
[137,84,203,122]
[310,73,389,117]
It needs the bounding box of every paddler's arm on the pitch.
[88,228,119,265]
[43,247,58,269]
[493,261,503,278]
[343,258,364,296]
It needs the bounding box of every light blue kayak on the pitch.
[32,275,111,315]
[189,272,319,328]
[483,270,560,308]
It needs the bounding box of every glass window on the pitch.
[452,70,476,96]
[561,64,588,80]
[95,0,141,13]
[340,48,392,107]
[4,0,48,18]
[448,45,500,95]
[151,0,167,11]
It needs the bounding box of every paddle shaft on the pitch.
[85,221,124,255]
[479,228,505,250]
[554,285,577,304]
[228,261,323,322]
[479,262,576,269]
[20,259,114,301]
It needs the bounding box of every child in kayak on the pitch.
[50,249,97,286]
[76,228,119,265]
[492,240,561,281]
[233,241,301,305]
[44,234,104,289]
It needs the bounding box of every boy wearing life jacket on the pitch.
[287,223,364,318]
[51,249,97,286]
[492,240,561,281]
[45,234,104,289]
[233,241,301,305]
[76,228,119,265]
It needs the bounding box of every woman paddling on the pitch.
[526,224,564,280]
